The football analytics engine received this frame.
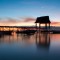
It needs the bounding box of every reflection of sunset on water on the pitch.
[0,31,60,44]
[50,34,60,41]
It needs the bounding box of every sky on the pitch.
[0,0,60,26]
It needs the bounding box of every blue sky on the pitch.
[0,0,60,22]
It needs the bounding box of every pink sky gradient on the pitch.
[0,17,60,26]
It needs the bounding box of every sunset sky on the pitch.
[0,0,60,26]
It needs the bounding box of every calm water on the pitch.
[0,32,60,60]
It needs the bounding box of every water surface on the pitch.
[0,32,60,60]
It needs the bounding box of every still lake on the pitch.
[0,32,60,60]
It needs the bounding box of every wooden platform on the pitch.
[16,30,37,35]
[38,30,60,34]
[0,31,12,35]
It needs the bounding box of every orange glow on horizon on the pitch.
[0,21,60,27]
